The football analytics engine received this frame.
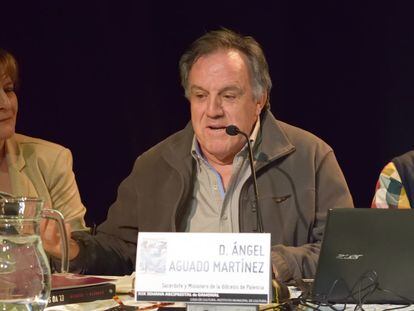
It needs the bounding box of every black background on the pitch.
[2,2,414,225]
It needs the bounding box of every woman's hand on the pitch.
[40,218,80,260]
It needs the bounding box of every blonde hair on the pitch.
[0,49,19,86]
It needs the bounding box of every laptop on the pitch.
[312,208,414,304]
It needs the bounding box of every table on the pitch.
[44,276,413,311]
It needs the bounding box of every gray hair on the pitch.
[179,28,272,110]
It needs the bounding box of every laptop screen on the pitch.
[312,208,414,304]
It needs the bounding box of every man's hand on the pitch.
[40,218,80,260]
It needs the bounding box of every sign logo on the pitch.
[336,254,364,260]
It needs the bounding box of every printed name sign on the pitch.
[135,232,271,304]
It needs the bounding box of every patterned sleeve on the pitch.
[371,162,410,209]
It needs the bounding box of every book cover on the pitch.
[47,273,116,306]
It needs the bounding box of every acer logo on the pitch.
[336,254,364,260]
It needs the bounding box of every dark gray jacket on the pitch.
[72,111,353,281]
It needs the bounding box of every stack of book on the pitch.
[48,273,116,307]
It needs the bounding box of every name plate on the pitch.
[135,232,271,304]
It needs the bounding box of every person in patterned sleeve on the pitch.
[372,150,414,209]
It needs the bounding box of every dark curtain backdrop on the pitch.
[2,2,414,225]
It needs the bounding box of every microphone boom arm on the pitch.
[226,125,264,233]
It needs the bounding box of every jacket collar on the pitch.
[4,134,38,197]
[255,110,296,168]
[5,135,25,172]
[162,123,194,174]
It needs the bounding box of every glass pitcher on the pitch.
[0,197,69,310]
